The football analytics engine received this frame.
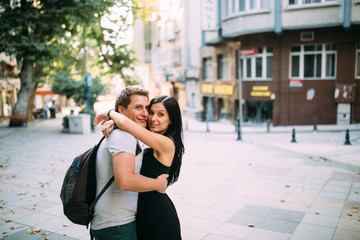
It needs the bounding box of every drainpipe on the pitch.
[343,0,351,30]
[274,0,282,35]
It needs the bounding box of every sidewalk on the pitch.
[0,117,359,240]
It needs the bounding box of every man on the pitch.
[91,86,168,239]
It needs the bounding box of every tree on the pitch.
[90,0,139,86]
[0,0,112,126]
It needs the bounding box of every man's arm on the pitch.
[113,152,168,193]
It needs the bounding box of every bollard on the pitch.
[206,119,210,132]
[266,119,270,133]
[313,118,318,131]
[291,128,297,143]
[344,129,351,145]
[236,117,242,141]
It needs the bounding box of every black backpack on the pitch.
[60,137,114,228]
[60,136,142,228]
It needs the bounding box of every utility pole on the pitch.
[83,26,90,114]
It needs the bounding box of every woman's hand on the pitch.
[94,111,110,126]
[101,120,115,138]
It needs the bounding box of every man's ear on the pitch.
[118,105,125,114]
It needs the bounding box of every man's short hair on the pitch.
[115,85,149,111]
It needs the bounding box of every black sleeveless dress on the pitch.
[136,148,181,240]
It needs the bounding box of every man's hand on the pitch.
[155,174,169,194]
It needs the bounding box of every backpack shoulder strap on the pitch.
[89,176,114,210]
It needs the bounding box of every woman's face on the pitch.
[148,102,170,134]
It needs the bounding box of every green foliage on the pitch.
[0,0,112,61]
[62,115,69,129]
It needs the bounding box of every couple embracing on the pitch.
[91,85,184,240]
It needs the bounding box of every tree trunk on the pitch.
[27,82,39,122]
[9,59,34,127]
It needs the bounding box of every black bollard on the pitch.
[291,128,297,143]
[344,129,351,145]
[313,118,318,131]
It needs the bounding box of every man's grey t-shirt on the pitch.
[91,129,143,230]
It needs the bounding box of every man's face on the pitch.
[118,95,149,128]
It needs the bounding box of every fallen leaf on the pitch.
[280,200,285,203]
[3,231,8,234]
[27,228,41,234]
[62,224,69,227]
[9,226,23,230]
[315,212,319,215]
[5,220,12,223]
[352,209,358,213]
[248,223,254,227]
[44,238,49,240]
[354,206,358,209]
[355,191,359,194]
[285,185,290,188]
[347,213,353,217]
[42,231,51,236]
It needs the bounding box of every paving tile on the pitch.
[203,233,240,240]
[258,218,299,234]
[307,205,342,217]
[336,218,360,232]
[333,228,360,240]
[177,204,207,217]
[317,191,348,200]
[183,217,222,233]
[13,212,54,226]
[301,212,339,228]
[180,228,208,240]
[347,193,360,201]
[247,228,291,240]
[290,223,336,240]
[56,223,90,239]
[213,222,254,239]
[312,198,345,208]
[268,208,305,222]
[0,207,34,221]
[2,229,45,240]
[35,216,72,232]
[201,208,236,222]
[227,213,266,227]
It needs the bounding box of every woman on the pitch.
[95,95,184,240]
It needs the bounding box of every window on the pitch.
[356,43,360,78]
[290,44,336,79]
[223,0,229,17]
[203,57,213,81]
[289,0,336,6]
[238,47,273,80]
[218,54,231,80]
[239,0,269,12]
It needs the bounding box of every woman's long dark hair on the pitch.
[148,95,184,185]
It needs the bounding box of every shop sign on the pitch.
[239,49,258,57]
[251,85,271,97]
[289,80,303,87]
[214,85,233,95]
[202,84,214,94]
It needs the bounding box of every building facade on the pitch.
[0,53,20,117]
[201,0,360,125]
[133,0,202,117]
